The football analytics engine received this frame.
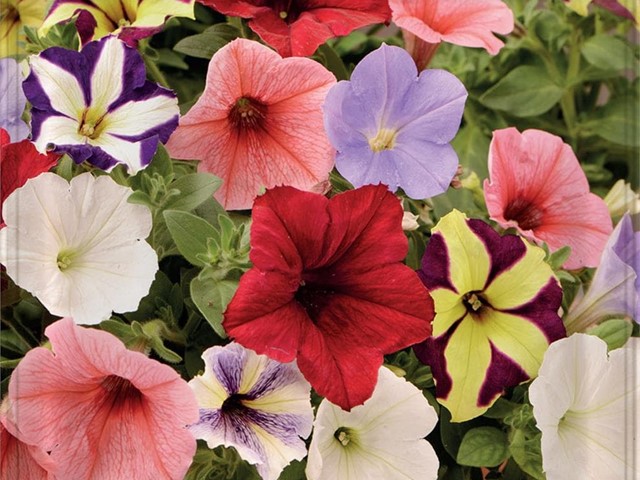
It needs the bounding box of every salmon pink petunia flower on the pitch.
[390,0,514,69]
[7,318,199,480]
[0,403,55,480]
[484,128,612,270]
[166,38,336,210]
[197,0,391,57]
[0,129,59,226]
[223,184,434,410]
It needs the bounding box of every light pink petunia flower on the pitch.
[0,404,54,480]
[390,0,514,69]
[484,128,612,270]
[7,318,199,480]
[166,38,336,210]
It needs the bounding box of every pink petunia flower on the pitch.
[166,38,336,210]
[1,403,54,480]
[389,0,514,69]
[484,128,612,270]
[7,318,199,480]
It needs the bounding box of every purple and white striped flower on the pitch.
[188,343,314,480]
[23,35,178,173]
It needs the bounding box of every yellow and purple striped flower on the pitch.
[414,209,565,422]
[23,35,178,173]
[188,343,314,480]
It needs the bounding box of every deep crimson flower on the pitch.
[197,0,391,57]
[0,129,59,226]
[223,185,434,410]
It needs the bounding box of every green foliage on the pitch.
[587,318,634,350]
[174,24,241,59]
[457,427,509,467]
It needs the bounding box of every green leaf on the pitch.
[190,277,238,338]
[479,65,564,117]
[509,429,545,480]
[174,24,240,59]
[156,48,189,70]
[587,318,633,351]
[587,99,640,147]
[582,35,637,72]
[164,210,220,267]
[457,427,509,467]
[164,173,222,211]
[317,44,349,80]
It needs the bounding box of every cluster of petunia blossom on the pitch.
[0,1,638,480]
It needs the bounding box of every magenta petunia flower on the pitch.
[484,128,612,270]
[166,38,336,210]
[323,43,467,200]
[7,318,199,480]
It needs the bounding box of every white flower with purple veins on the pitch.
[23,35,178,173]
[0,172,158,325]
[188,343,314,480]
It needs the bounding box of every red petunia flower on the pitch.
[197,0,391,57]
[0,129,59,226]
[223,184,434,410]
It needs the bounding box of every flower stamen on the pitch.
[368,128,397,152]
[334,427,354,447]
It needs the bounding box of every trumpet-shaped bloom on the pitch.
[7,318,199,480]
[0,129,59,225]
[306,367,439,480]
[166,39,336,210]
[189,343,314,480]
[565,213,640,332]
[197,0,391,57]
[414,210,565,422]
[1,404,54,480]
[40,0,196,45]
[529,334,640,480]
[484,128,612,270]
[323,43,467,199]
[0,58,28,140]
[23,35,179,173]
[604,179,640,221]
[223,185,434,410]
[0,0,47,57]
[389,0,514,54]
[0,172,158,325]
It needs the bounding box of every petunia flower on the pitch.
[323,43,467,200]
[7,318,199,480]
[566,0,637,26]
[1,401,55,480]
[189,342,313,480]
[306,367,440,480]
[564,213,640,332]
[0,172,158,325]
[389,0,514,69]
[39,0,196,46]
[23,35,179,173]
[484,127,612,270]
[0,128,59,225]
[197,0,391,57]
[0,58,28,140]
[529,334,640,480]
[604,179,640,222]
[223,184,434,410]
[166,38,336,210]
[0,0,47,58]
[414,209,565,422]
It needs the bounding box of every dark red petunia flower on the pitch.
[0,129,60,226]
[197,0,391,57]
[223,184,434,410]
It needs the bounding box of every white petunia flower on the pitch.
[529,334,640,480]
[306,366,440,480]
[0,172,158,324]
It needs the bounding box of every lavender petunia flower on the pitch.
[188,343,314,480]
[565,213,640,333]
[23,35,179,173]
[0,58,29,141]
[323,43,467,199]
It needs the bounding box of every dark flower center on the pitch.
[1,4,19,26]
[228,97,268,131]
[221,393,252,415]
[100,375,143,409]
[462,291,489,317]
[294,278,337,324]
[273,0,304,23]
[503,198,543,231]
